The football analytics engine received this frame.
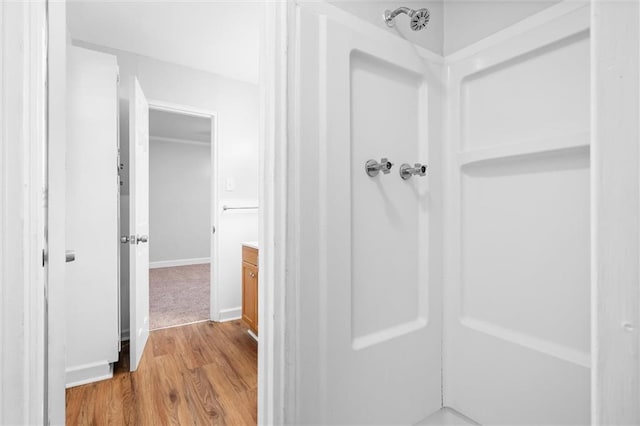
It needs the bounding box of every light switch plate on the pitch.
[225,178,235,192]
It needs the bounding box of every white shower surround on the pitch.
[292,1,591,424]
[443,4,590,423]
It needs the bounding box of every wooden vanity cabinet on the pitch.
[242,246,258,335]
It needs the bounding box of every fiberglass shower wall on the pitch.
[443,3,590,424]
[294,3,444,423]
[293,1,590,424]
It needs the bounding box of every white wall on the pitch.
[66,1,261,84]
[149,138,211,265]
[443,0,561,55]
[328,0,444,54]
[72,41,259,336]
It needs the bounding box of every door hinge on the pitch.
[42,249,47,267]
[212,226,216,234]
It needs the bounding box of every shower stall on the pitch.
[291,1,591,424]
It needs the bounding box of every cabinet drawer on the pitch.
[242,246,258,266]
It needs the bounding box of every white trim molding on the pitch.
[47,0,68,424]
[0,1,48,424]
[258,0,292,424]
[149,257,210,269]
[65,362,114,389]
[149,135,211,147]
[217,307,242,322]
[592,0,640,423]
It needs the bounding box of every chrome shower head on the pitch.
[409,8,430,31]
[384,7,430,31]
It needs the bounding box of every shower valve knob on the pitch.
[400,163,428,180]
[380,159,393,174]
[365,158,393,177]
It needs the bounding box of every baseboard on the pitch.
[66,361,114,388]
[149,257,210,269]
[121,328,130,342]
[216,307,242,322]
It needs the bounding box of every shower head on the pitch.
[409,8,430,31]
[384,7,430,31]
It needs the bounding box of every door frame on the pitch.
[145,99,220,323]
[0,0,48,424]
[42,0,292,423]
[258,0,293,423]
[591,0,640,424]
[47,0,68,423]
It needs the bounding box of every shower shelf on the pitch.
[459,130,589,167]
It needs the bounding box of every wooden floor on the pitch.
[66,320,257,425]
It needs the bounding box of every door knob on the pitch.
[65,250,76,263]
[136,235,149,244]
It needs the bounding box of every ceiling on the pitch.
[149,109,211,144]
[67,1,261,84]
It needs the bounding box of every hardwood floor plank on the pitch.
[65,385,85,425]
[151,354,190,425]
[66,320,257,425]
[202,323,258,385]
[181,366,226,424]
[151,330,178,358]
[80,384,98,425]
[115,370,136,426]
[176,323,219,370]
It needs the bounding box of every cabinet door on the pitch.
[242,261,258,332]
[253,266,259,333]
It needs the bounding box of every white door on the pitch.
[129,77,150,371]
[66,46,120,383]
[294,5,443,424]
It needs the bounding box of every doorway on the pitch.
[61,1,265,422]
[147,106,215,330]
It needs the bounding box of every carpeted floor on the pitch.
[149,263,210,330]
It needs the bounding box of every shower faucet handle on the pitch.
[400,163,428,180]
[414,163,427,176]
[365,158,393,177]
[380,158,393,174]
